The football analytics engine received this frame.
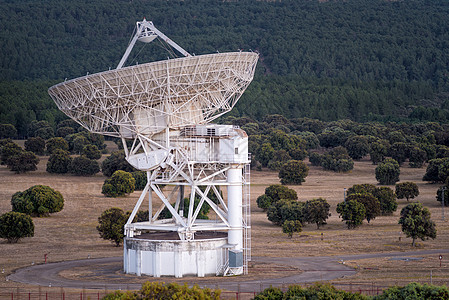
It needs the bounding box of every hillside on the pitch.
[1,0,449,135]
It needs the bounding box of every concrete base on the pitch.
[123,232,228,277]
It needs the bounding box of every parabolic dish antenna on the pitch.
[49,19,258,139]
[49,19,258,278]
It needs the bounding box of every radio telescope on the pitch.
[49,19,258,277]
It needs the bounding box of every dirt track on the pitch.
[8,249,449,292]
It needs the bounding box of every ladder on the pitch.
[242,162,251,275]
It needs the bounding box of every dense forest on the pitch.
[1,0,449,136]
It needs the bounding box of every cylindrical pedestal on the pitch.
[227,167,243,250]
[123,232,227,277]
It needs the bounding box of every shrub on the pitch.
[81,144,101,160]
[284,283,367,300]
[70,156,100,176]
[0,212,34,243]
[0,142,22,165]
[6,151,39,173]
[102,170,136,197]
[101,150,135,177]
[46,149,72,174]
[103,282,221,300]
[373,282,449,300]
[46,137,69,154]
[254,286,283,300]
[309,152,322,166]
[24,137,46,155]
[11,185,64,217]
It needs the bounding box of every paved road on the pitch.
[8,249,449,292]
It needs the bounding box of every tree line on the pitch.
[2,0,449,130]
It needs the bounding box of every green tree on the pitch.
[409,147,427,168]
[347,183,377,196]
[0,124,17,139]
[268,149,291,171]
[258,142,275,167]
[96,207,128,246]
[282,220,302,238]
[11,185,64,217]
[55,126,75,138]
[373,187,398,215]
[347,184,397,215]
[81,144,101,160]
[132,171,148,190]
[318,127,352,148]
[28,120,53,138]
[395,182,419,202]
[102,170,136,197]
[369,139,389,165]
[101,150,135,177]
[288,147,308,161]
[303,198,331,229]
[24,137,46,155]
[256,194,273,211]
[264,184,298,203]
[346,193,380,223]
[46,149,72,174]
[46,137,69,154]
[344,135,370,160]
[0,212,34,243]
[70,156,100,176]
[72,135,89,154]
[6,151,39,173]
[438,159,449,183]
[336,199,366,229]
[389,142,409,165]
[278,160,309,185]
[375,158,400,185]
[423,158,446,183]
[398,202,436,246]
[267,199,305,226]
[436,184,449,207]
[35,127,54,140]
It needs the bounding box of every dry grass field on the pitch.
[0,142,448,293]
